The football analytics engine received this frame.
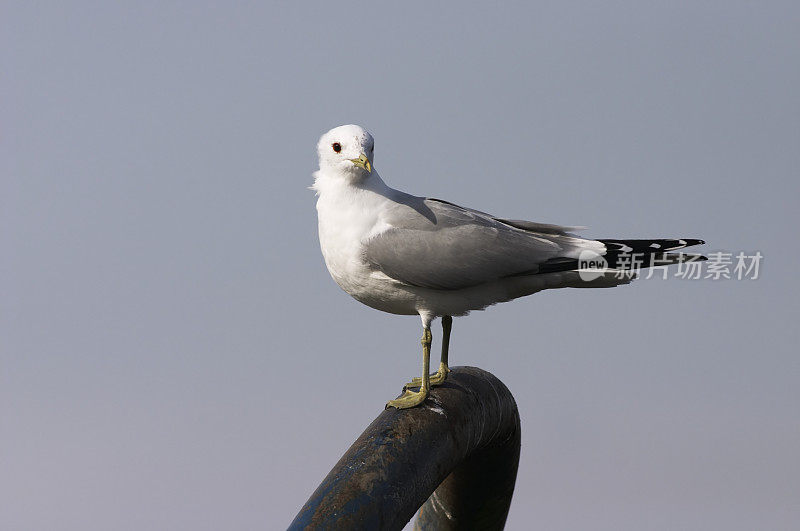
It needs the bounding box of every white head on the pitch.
[316,124,375,181]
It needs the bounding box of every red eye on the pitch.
[332,142,342,153]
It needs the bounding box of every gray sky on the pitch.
[2,2,799,530]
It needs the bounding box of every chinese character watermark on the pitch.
[577,250,762,281]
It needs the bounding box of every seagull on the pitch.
[312,124,705,409]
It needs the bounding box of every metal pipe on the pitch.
[288,366,521,530]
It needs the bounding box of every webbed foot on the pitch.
[404,363,449,389]
[386,387,429,409]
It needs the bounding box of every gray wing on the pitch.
[363,196,596,290]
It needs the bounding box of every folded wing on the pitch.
[363,197,601,290]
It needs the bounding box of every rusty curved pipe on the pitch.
[288,366,521,530]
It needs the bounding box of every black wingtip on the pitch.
[599,238,707,253]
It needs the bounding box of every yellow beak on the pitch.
[350,153,372,173]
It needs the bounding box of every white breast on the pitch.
[314,172,419,315]
[316,191,374,291]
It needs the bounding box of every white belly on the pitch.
[316,190,420,316]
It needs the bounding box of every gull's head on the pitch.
[316,124,375,181]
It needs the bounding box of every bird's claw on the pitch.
[386,387,429,409]
[404,364,449,390]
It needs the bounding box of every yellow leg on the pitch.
[404,316,452,389]
[386,328,432,409]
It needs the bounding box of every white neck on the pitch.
[311,168,391,196]
[313,168,397,240]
